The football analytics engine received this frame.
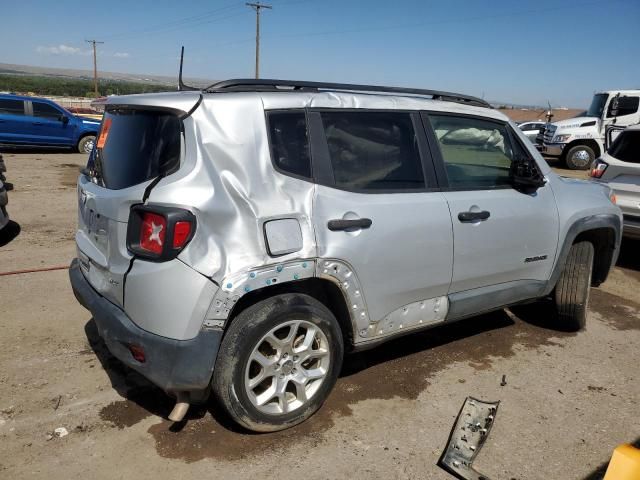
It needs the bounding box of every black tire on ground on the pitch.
[77,135,96,154]
[564,144,595,170]
[553,241,594,331]
[212,293,344,432]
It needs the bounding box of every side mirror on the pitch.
[59,115,69,124]
[511,157,546,193]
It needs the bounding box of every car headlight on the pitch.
[553,134,571,143]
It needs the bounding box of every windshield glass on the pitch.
[587,94,608,118]
[609,130,640,163]
[90,109,181,190]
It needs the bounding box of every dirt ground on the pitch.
[0,151,638,480]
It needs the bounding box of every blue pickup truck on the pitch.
[0,94,101,153]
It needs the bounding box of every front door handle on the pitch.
[328,218,372,231]
[32,122,43,125]
[458,211,490,223]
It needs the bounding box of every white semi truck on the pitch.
[538,90,640,169]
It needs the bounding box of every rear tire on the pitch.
[212,293,344,432]
[77,135,96,154]
[553,241,594,331]
[564,145,595,170]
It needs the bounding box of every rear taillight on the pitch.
[590,160,608,178]
[127,205,196,261]
[140,212,166,254]
[173,221,192,249]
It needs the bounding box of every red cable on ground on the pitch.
[0,265,69,277]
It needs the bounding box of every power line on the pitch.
[246,2,272,79]
[99,2,246,41]
[85,39,104,96]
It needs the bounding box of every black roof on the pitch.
[204,78,491,109]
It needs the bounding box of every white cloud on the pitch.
[113,52,130,58]
[36,44,89,55]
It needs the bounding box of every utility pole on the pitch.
[85,39,104,96]
[246,2,271,79]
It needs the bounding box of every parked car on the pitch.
[66,106,103,121]
[590,125,640,238]
[0,154,8,231]
[69,80,622,433]
[0,94,101,153]
[518,121,545,142]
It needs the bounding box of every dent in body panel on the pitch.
[146,95,317,284]
[124,259,218,340]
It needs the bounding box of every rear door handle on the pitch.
[458,211,490,223]
[32,122,43,125]
[328,218,372,231]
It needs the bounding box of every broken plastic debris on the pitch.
[438,396,500,480]
[54,427,69,438]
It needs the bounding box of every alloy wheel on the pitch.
[244,320,331,415]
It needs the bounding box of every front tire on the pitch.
[553,241,594,331]
[564,145,595,170]
[212,293,344,432]
[77,135,96,154]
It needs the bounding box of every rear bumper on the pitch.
[69,258,222,400]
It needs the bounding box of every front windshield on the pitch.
[587,94,608,117]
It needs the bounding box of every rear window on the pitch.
[609,130,640,163]
[91,110,181,190]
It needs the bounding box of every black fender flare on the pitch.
[543,213,622,296]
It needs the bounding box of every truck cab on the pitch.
[0,94,101,153]
[539,90,640,169]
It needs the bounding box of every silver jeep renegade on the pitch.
[70,79,622,432]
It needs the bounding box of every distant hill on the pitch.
[499,108,585,123]
[0,62,214,89]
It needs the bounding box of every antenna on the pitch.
[178,46,199,91]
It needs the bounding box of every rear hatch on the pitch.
[76,97,195,307]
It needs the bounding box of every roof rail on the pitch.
[205,79,492,109]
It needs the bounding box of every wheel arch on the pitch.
[78,131,98,142]
[224,278,356,350]
[545,214,621,295]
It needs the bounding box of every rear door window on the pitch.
[429,114,521,189]
[319,111,425,191]
[267,111,311,179]
[0,99,25,115]
[33,102,63,119]
[91,110,182,190]
[609,130,640,163]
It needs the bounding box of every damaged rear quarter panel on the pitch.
[146,93,317,283]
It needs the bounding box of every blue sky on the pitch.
[1,0,639,107]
